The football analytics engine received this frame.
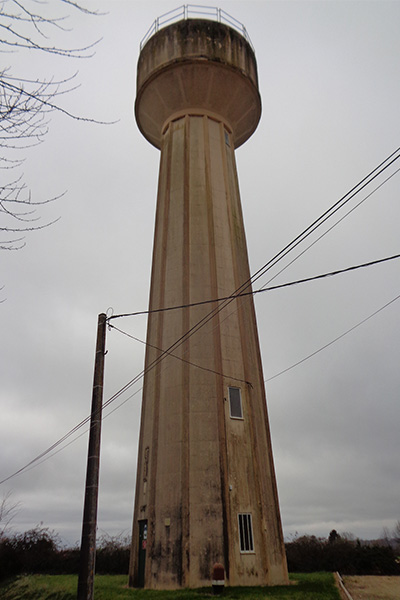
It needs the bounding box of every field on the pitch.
[343,575,400,600]
[0,573,341,600]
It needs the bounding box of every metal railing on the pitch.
[140,5,254,52]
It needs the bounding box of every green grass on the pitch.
[0,573,341,600]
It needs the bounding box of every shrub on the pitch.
[0,525,60,580]
[95,533,130,574]
[285,533,400,575]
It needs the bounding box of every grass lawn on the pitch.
[0,572,341,600]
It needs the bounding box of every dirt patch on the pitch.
[343,575,400,600]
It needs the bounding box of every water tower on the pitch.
[129,8,288,589]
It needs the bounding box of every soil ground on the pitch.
[342,575,400,600]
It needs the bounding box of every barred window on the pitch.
[238,513,254,553]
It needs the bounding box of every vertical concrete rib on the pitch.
[145,122,172,585]
[204,118,231,580]
[181,115,190,586]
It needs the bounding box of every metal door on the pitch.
[137,520,148,587]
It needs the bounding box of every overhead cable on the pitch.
[108,323,252,386]
[265,292,400,382]
[108,253,400,319]
[258,166,400,292]
[1,148,399,486]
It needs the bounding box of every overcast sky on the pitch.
[1,0,399,549]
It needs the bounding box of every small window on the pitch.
[229,387,243,419]
[224,129,231,147]
[238,513,254,553]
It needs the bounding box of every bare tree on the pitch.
[393,520,400,548]
[0,491,20,540]
[0,0,101,251]
[381,525,392,546]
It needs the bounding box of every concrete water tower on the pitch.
[129,7,288,589]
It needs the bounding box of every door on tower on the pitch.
[137,520,148,587]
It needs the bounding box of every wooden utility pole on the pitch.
[77,313,107,600]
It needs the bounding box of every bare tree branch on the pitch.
[0,491,21,539]
[1,0,105,253]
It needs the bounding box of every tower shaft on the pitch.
[130,18,288,589]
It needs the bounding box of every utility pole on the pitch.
[77,313,107,600]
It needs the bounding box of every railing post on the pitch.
[139,7,254,59]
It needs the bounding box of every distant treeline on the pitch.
[285,530,400,575]
[0,527,130,581]
[1,526,399,581]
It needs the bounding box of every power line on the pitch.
[5,282,398,486]
[0,374,145,486]
[1,148,399,486]
[247,147,400,292]
[260,254,400,293]
[108,151,400,325]
[5,273,398,485]
[108,253,400,319]
[18,387,144,478]
[107,149,400,393]
[257,166,400,292]
[265,292,400,382]
[108,323,252,386]
[124,148,400,390]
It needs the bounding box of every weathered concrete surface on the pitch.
[129,18,288,590]
[135,19,261,149]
